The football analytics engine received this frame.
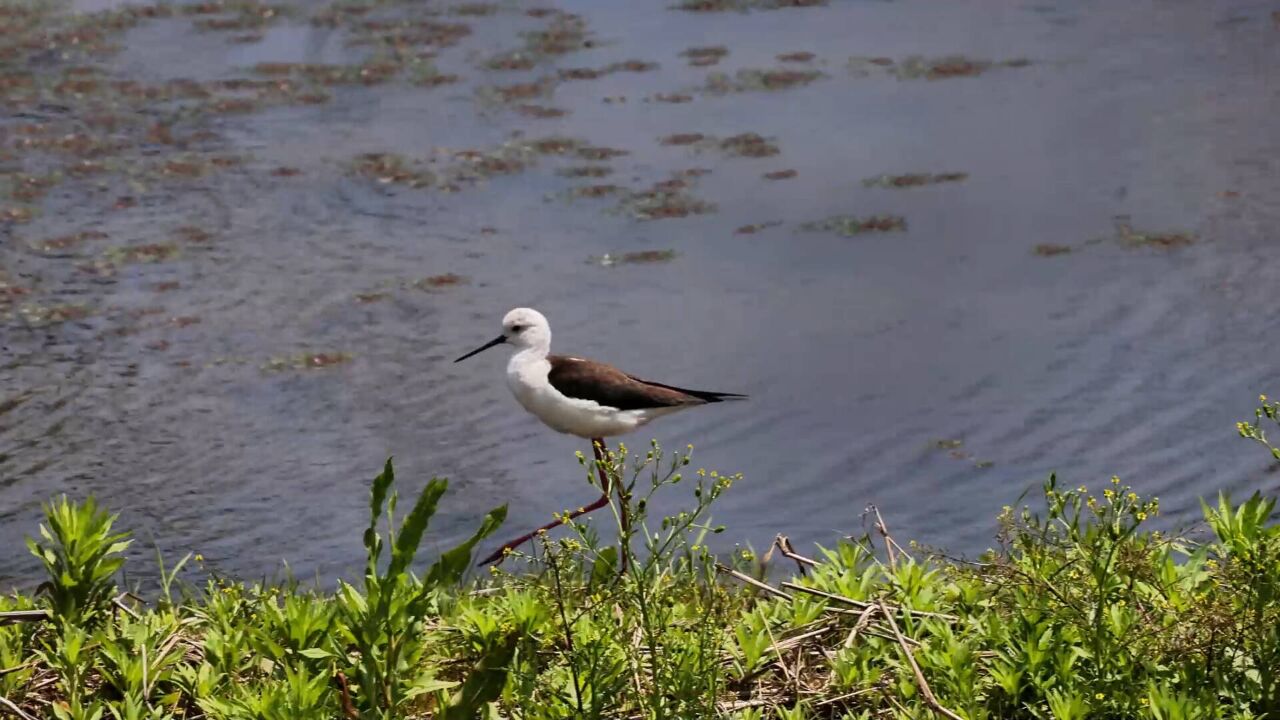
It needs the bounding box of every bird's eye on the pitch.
[510,324,525,333]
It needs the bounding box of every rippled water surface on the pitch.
[3,0,1279,586]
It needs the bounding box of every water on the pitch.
[2,0,1278,587]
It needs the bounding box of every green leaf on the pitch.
[424,504,507,590]
[405,677,460,699]
[298,648,335,660]
[590,546,618,588]
[440,634,518,720]
[365,457,396,563]
[388,478,450,580]
[337,581,368,614]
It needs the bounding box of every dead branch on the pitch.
[0,696,38,720]
[865,504,913,568]
[0,610,49,625]
[781,582,958,621]
[774,534,817,574]
[112,591,141,620]
[844,604,879,648]
[715,563,794,601]
[877,600,964,720]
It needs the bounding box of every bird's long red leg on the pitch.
[477,437,614,566]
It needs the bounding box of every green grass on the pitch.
[3,398,1280,719]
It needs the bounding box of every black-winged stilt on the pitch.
[454,307,745,564]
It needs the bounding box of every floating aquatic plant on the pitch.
[703,67,824,94]
[587,249,678,266]
[849,55,1032,80]
[800,214,906,236]
[262,351,352,371]
[862,172,968,188]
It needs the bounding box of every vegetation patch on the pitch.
[350,137,591,192]
[449,2,500,16]
[862,172,969,188]
[800,214,907,236]
[557,60,659,82]
[659,132,780,158]
[681,46,729,67]
[565,183,625,199]
[659,132,706,146]
[6,401,1280,719]
[1113,219,1197,250]
[673,0,828,11]
[14,302,91,327]
[577,145,630,161]
[650,92,693,103]
[1034,243,1074,257]
[102,243,180,265]
[612,174,717,221]
[350,152,435,188]
[477,77,557,104]
[416,273,469,289]
[720,132,780,157]
[556,165,613,178]
[703,67,824,94]
[481,10,592,71]
[735,220,782,234]
[930,437,994,468]
[588,249,679,266]
[849,55,1032,80]
[263,351,353,371]
[777,51,815,63]
[515,104,567,118]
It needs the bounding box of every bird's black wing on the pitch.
[547,355,713,410]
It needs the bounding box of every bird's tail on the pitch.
[641,379,748,403]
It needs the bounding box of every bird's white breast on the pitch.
[505,351,649,438]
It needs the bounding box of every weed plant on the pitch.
[2,399,1279,719]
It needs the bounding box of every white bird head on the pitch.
[454,307,551,362]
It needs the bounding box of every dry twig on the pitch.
[774,534,817,574]
[844,604,879,648]
[0,696,38,720]
[877,599,964,720]
[715,563,794,601]
[0,610,49,625]
[781,582,958,621]
[112,591,141,619]
[865,504,912,568]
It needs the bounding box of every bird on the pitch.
[454,307,746,564]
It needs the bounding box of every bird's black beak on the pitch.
[454,334,506,363]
